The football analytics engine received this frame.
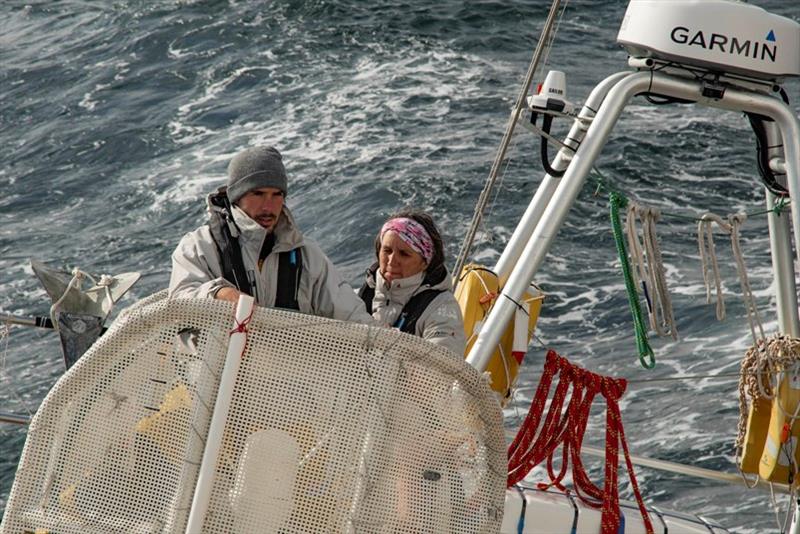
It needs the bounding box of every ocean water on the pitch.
[1,0,799,532]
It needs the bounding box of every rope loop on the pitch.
[626,201,677,340]
[601,376,627,402]
[697,211,763,342]
[609,190,627,211]
[736,335,800,453]
[49,268,90,333]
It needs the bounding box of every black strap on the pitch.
[394,289,443,334]
[208,197,253,296]
[357,263,444,334]
[258,232,276,268]
[747,112,790,197]
[208,190,302,309]
[275,248,302,310]
[357,262,379,314]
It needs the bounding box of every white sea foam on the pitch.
[2,1,799,529]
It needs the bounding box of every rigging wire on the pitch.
[0,320,36,418]
[539,0,570,73]
[478,133,523,249]
[527,331,741,385]
[593,169,791,222]
[452,0,567,290]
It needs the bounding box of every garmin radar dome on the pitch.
[617,0,800,82]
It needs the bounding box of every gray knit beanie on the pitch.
[226,146,288,203]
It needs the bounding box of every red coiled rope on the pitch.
[507,350,654,534]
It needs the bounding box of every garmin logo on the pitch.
[670,26,777,63]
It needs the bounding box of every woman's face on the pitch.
[379,231,427,283]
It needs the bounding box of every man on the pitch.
[169,146,372,323]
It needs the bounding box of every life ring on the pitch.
[455,264,544,405]
[758,364,800,483]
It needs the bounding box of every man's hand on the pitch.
[215,287,242,303]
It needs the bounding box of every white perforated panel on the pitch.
[1,293,505,533]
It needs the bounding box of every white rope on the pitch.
[769,482,784,531]
[697,212,763,342]
[770,480,798,534]
[785,487,799,533]
[624,202,677,339]
[48,269,118,332]
[641,205,676,339]
[736,467,761,490]
[729,213,764,341]
[96,274,115,322]
[697,213,728,321]
[0,318,35,417]
[49,268,86,333]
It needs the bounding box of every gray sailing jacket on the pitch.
[365,268,466,356]
[169,197,372,324]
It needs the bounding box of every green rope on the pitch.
[594,165,791,370]
[770,196,790,217]
[609,191,656,369]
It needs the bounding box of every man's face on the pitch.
[236,187,285,231]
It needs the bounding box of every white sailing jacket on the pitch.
[365,268,466,356]
[169,197,372,324]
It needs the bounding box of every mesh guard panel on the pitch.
[1,294,506,533]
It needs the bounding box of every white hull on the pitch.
[503,485,729,534]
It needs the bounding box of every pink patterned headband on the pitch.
[381,217,434,264]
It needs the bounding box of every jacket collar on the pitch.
[374,270,426,307]
[229,204,304,254]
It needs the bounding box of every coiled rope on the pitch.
[625,202,677,340]
[697,213,764,341]
[737,335,800,452]
[507,350,654,534]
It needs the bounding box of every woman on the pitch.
[359,210,466,356]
